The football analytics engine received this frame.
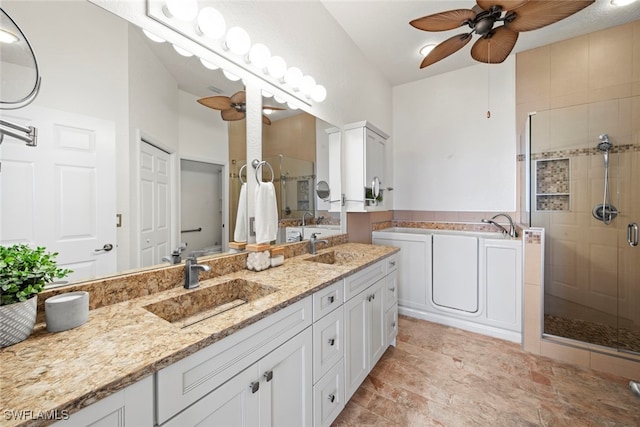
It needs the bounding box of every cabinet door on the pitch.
[432,234,479,312]
[369,279,386,368]
[259,327,312,427]
[344,292,369,401]
[483,241,522,331]
[163,365,260,427]
[365,129,385,188]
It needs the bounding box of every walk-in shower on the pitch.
[527,98,640,357]
[592,134,618,224]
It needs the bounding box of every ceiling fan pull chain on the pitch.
[486,40,491,119]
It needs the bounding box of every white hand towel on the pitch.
[255,181,278,244]
[233,183,247,242]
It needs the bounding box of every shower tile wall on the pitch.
[517,19,640,367]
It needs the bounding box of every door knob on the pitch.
[94,243,113,252]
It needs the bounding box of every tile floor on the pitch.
[332,315,640,426]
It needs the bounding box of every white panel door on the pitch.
[0,106,116,282]
[139,141,171,267]
[432,234,479,312]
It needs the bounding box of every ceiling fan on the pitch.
[410,0,595,68]
[197,90,285,125]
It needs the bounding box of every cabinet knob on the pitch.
[392,321,396,328]
[389,287,395,292]
[328,393,336,403]
[327,295,335,304]
[328,338,335,346]
[264,370,273,382]
[389,260,396,266]
[250,381,260,393]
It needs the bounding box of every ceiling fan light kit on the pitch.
[412,0,595,68]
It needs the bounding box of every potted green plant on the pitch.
[0,244,71,347]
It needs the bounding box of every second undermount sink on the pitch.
[143,279,278,328]
[305,250,361,266]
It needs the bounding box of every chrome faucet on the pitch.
[184,256,211,289]
[302,211,314,226]
[309,233,328,255]
[482,213,517,238]
[162,243,187,264]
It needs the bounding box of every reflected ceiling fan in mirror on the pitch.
[410,0,595,68]
[197,90,285,125]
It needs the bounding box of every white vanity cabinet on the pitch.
[155,297,313,426]
[343,121,389,212]
[344,255,398,401]
[52,376,153,427]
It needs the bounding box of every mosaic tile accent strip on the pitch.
[372,220,393,231]
[524,230,542,244]
[531,143,639,161]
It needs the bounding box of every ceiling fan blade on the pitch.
[229,90,246,104]
[508,0,594,32]
[410,9,476,32]
[471,26,519,63]
[263,105,286,111]
[420,33,472,68]
[476,0,530,11]
[197,96,232,111]
[221,108,245,121]
[262,115,272,126]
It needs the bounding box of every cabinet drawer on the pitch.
[156,297,312,424]
[312,307,344,383]
[313,360,344,427]
[383,270,397,311]
[313,281,343,322]
[385,304,398,346]
[385,254,398,274]
[344,260,385,301]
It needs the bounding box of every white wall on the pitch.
[393,57,517,212]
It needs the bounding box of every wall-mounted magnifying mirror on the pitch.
[0,8,41,109]
[316,180,330,200]
[372,176,381,198]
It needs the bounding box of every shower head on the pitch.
[597,134,612,152]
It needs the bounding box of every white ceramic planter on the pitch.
[0,295,37,347]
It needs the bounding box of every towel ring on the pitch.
[238,164,247,184]
[255,160,274,185]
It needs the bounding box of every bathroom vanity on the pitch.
[0,242,398,427]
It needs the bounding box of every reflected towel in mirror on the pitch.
[234,182,247,242]
[255,182,278,244]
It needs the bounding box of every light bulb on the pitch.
[287,102,299,110]
[299,75,316,96]
[284,67,303,89]
[273,95,286,104]
[200,58,219,70]
[263,108,273,115]
[225,26,251,55]
[248,43,271,69]
[267,56,287,79]
[173,44,193,57]
[197,7,226,39]
[142,29,165,43]
[311,85,327,103]
[163,0,198,21]
[419,44,436,57]
[262,90,274,98]
[222,69,241,81]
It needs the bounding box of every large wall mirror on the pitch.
[0,0,341,287]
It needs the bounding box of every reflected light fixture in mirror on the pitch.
[142,28,165,43]
[299,75,316,97]
[222,69,241,82]
[311,84,327,103]
[163,0,198,21]
[196,7,226,39]
[173,44,193,57]
[200,58,219,70]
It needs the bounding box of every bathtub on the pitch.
[372,227,523,343]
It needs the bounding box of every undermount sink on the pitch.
[305,250,361,266]
[143,279,278,328]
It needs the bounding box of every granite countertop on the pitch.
[0,243,398,427]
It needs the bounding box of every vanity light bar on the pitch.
[147,0,326,105]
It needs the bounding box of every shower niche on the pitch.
[534,158,570,211]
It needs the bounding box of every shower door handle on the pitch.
[628,223,639,247]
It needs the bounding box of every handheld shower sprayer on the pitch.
[592,134,618,224]
[598,134,612,167]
